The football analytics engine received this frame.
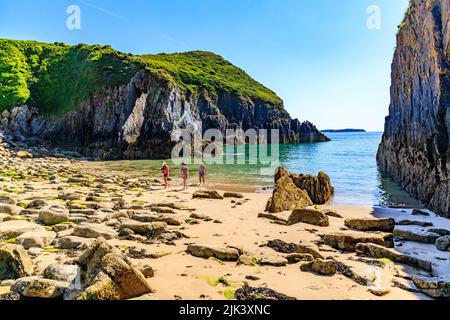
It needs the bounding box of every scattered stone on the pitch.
[238,254,259,266]
[132,213,182,226]
[0,291,20,300]
[320,231,393,252]
[73,223,118,240]
[411,209,429,216]
[39,205,69,226]
[0,244,34,280]
[344,217,395,232]
[54,236,94,250]
[11,277,68,299]
[223,192,244,199]
[257,212,289,224]
[322,209,343,218]
[285,253,314,264]
[355,243,432,272]
[412,275,450,299]
[435,236,450,251]
[0,220,46,240]
[0,196,16,205]
[300,259,337,276]
[235,283,296,300]
[140,265,154,278]
[287,209,329,227]
[16,150,33,159]
[398,220,433,227]
[368,287,391,296]
[16,231,56,249]
[187,244,240,261]
[26,199,48,209]
[428,228,450,236]
[393,228,440,244]
[0,204,23,216]
[266,239,298,254]
[245,275,260,281]
[190,213,212,221]
[296,242,324,259]
[193,190,224,200]
[44,264,80,283]
[259,256,288,267]
[119,219,167,235]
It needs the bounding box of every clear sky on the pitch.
[0,0,409,131]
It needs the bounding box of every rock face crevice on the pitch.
[377,0,450,217]
[1,69,329,160]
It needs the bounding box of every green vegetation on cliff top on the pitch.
[0,39,282,114]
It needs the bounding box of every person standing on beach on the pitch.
[181,163,189,190]
[199,162,207,186]
[161,162,170,188]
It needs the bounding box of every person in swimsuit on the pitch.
[199,162,207,185]
[161,162,169,188]
[181,163,189,190]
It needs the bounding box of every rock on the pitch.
[72,223,118,240]
[0,220,46,240]
[223,192,244,199]
[0,196,16,205]
[0,244,34,280]
[0,204,23,216]
[235,283,296,300]
[38,205,69,226]
[265,175,313,213]
[0,292,20,300]
[300,259,337,276]
[377,0,450,217]
[11,277,68,298]
[26,199,48,209]
[266,239,298,254]
[189,213,212,221]
[412,275,450,299]
[355,243,432,272]
[393,228,440,244]
[290,171,334,204]
[285,253,314,264]
[411,209,430,216]
[321,231,393,252]
[287,208,329,227]
[16,231,56,249]
[428,228,450,236]
[257,212,289,224]
[76,239,152,300]
[322,209,343,218]
[344,217,395,232]
[193,190,224,200]
[237,254,259,266]
[187,244,240,261]
[435,236,450,251]
[295,242,324,259]
[397,220,433,227]
[119,219,167,235]
[132,213,182,226]
[16,150,33,158]
[259,256,288,267]
[44,264,80,283]
[140,265,154,278]
[53,236,93,249]
[368,287,391,296]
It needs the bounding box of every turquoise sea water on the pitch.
[90,132,421,207]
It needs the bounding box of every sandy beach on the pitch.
[2,146,448,300]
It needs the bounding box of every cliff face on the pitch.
[0,40,328,160]
[377,0,450,217]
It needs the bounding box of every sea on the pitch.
[88,132,422,208]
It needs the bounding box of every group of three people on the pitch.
[161,162,207,190]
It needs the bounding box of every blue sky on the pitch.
[0,0,409,131]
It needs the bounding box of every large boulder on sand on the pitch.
[11,277,69,299]
[74,238,152,300]
[0,244,34,280]
[266,175,313,213]
[193,190,224,200]
[187,244,240,261]
[16,230,56,249]
[320,231,393,252]
[290,171,334,204]
[0,220,46,240]
[412,275,450,299]
[300,259,337,276]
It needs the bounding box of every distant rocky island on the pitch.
[377,0,449,218]
[0,39,329,160]
[321,129,366,133]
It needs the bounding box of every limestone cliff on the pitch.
[0,40,329,160]
[377,0,450,217]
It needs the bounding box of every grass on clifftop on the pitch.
[0,39,282,115]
